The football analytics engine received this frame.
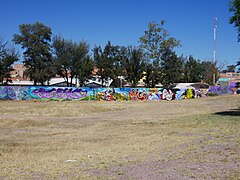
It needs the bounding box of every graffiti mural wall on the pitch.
[30,87,91,100]
[0,86,92,101]
[0,86,32,100]
[208,83,239,95]
[0,85,238,101]
[94,88,129,101]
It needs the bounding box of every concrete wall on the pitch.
[0,84,238,101]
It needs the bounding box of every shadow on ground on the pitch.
[215,109,240,116]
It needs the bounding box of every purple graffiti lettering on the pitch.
[31,88,87,100]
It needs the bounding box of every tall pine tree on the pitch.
[13,22,53,85]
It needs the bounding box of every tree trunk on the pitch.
[70,77,73,87]
[101,77,104,88]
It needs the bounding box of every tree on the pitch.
[139,21,180,87]
[221,64,236,73]
[69,40,91,87]
[121,47,145,87]
[53,36,91,87]
[109,45,126,87]
[77,55,93,87]
[161,50,183,86]
[143,63,155,88]
[227,65,236,72]
[93,45,110,87]
[0,37,19,84]
[200,61,218,85]
[101,42,125,87]
[13,22,53,85]
[236,60,240,72]
[229,0,240,42]
[183,56,202,83]
[93,41,121,87]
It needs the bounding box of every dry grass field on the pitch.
[0,95,240,179]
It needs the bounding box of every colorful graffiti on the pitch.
[208,84,236,95]
[95,88,129,101]
[147,88,162,100]
[0,86,91,100]
[0,85,238,101]
[129,88,148,100]
[0,86,31,100]
[228,82,239,94]
[162,89,174,101]
[175,88,186,100]
[30,87,89,100]
[236,82,240,94]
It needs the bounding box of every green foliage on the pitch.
[179,56,219,85]
[182,56,219,85]
[93,42,114,87]
[183,56,202,83]
[143,63,162,88]
[200,61,218,85]
[53,36,92,87]
[229,0,240,42]
[13,22,53,85]
[0,37,19,84]
[139,21,166,62]
[3,20,223,88]
[93,41,125,87]
[139,21,180,87]
[110,46,127,87]
[161,50,183,86]
[221,64,236,73]
[121,46,145,87]
[77,55,93,87]
[227,65,236,72]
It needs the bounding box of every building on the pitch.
[218,72,240,86]
[4,64,113,87]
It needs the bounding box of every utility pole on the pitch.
[213,16,217,85]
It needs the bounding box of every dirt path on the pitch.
[0,95,240,179]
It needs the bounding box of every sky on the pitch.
[1,0,239,67]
